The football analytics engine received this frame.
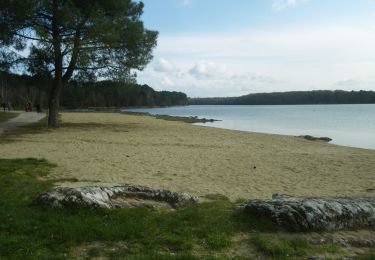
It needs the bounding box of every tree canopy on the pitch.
[0,0,158,125]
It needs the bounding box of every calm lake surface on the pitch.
[123,105,375,150]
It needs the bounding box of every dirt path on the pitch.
[0,111,45,136]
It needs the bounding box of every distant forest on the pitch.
[0,72,188,109]
[189,90,375,105]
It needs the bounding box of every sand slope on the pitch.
[0,112,374,200]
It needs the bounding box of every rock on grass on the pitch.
[35,184,198,209]
[241,194,375,232]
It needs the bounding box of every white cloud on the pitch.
[335,78,362,87]
[153,58,177,73]
[158,25,375,64]
[272,0,309,11]
[139,60,281,97]
[189,61,226,79]
[333,78,375,90]
[137,24,375,97]
[230,74,280,85]
[161,76,174,86]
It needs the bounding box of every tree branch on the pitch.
[62,19,87,83]
[14,32,49,42]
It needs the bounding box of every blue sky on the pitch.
[136,0,375,97]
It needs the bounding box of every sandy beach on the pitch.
[0,112,374,200]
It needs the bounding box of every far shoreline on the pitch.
[121,104,375,151]
[60,106,375,151]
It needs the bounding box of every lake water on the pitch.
[123,105,375,150]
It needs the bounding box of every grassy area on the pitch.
[0,158,261,258]
[0,112,19,123]
[1,158,373,258]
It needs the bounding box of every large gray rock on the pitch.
[35,184,198,209]
[241,194,375,231]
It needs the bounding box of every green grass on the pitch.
[251,234,309,259]
[0,157,369,258]
[358,249,375,260]
[0,112,18,123]
[0,158,274,258]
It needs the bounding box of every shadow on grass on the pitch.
[0,117,49,143]
[0,115,138,143]
[0,112,19,123]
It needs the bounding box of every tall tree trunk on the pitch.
[48,0,62,127]
[48,78,62,127]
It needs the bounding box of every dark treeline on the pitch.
[0,72,188,109]
[63,81,187,108]
[189,90,375,105]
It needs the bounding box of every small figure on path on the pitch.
[1,102,5,112]
[25,102,32,112]
[7,102,11,112]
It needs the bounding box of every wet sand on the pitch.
[0,112,374,200]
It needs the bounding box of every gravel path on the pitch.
[0,111,45,136]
